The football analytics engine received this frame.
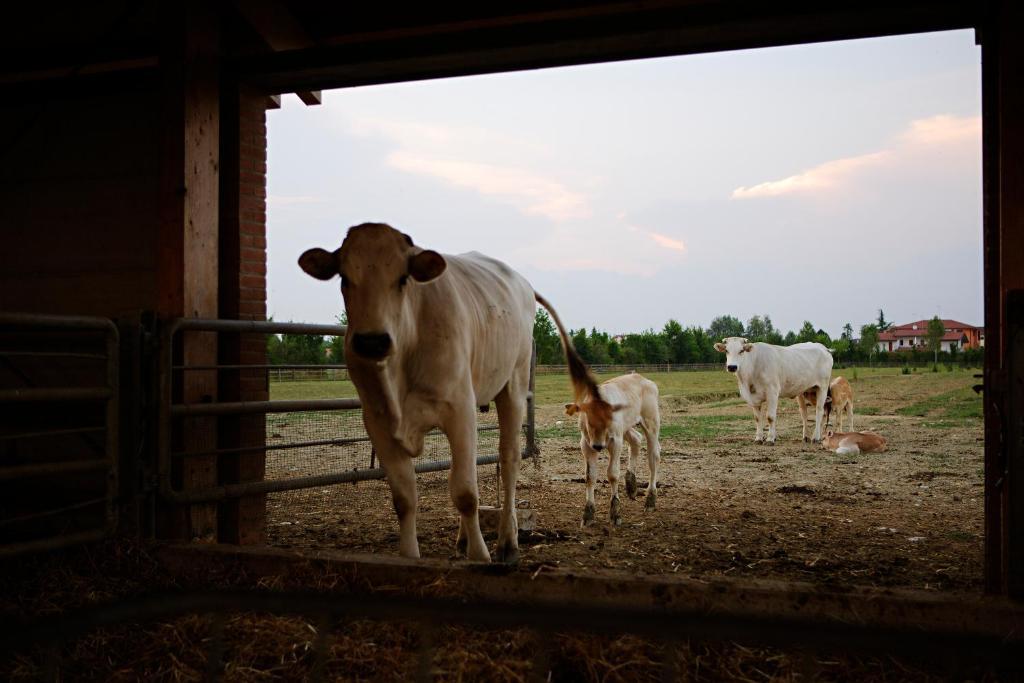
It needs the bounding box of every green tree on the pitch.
[571,328,594,364]
[708,315,744,341]
[841,323,854,341]
[744,314,779,343]
[796,321,817,343]
[532,309,562,364]
[689,327,717,362]
[877,309,890,331]
[783,330,797,346]
[663,319,698,363]
[587,328,613,365]
[927,316,946,364]
[326,311,348,362]
[859,324,880,362]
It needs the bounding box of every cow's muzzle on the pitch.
[592,443,605,452]
[727,364,738,373]
[352,332,392,360]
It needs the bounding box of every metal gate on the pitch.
[0,312,119,556]
[157,318,536,505]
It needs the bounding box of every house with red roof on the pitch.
[877,319,981,353]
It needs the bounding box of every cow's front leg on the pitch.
[445,411,490,562]
[624,428,641,500]
[607,435,623,526]
[376,441,420,559]
[641,416,660,511]
[812,386,827,443]
[494,382,526,564]
[765,393,780,444]
[797,397,810,442]
[581,437,598,526]
[751,403,765,442]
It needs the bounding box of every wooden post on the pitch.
[157,0,221,542]
[218,84,270,545]
[983,0,1024,595]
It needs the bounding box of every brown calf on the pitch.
[821,430,887,455]
[799,376,854,439]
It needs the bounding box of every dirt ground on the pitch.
[267,368,984,594]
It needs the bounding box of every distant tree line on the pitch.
[532,309,983,366]
[266,313,345,366]
[265,308,982,367]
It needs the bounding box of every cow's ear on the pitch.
[564,402,579,416]
[611,403,627,412]
[742,343,754,352]
[409,250,447,282]
[298,248,339,280]
[713,342,727,353]
[826,429,834,438]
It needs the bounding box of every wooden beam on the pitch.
[265,93,281,109]
[232,0,978,94]
[231,0,322,106]
[232,0,310,52]
[155,543,1024,648]
[295,89,321,105]
[156,0,221,542]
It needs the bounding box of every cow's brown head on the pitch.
[713,336,754,373]
[299,223,446,361]
[565,395,623,451]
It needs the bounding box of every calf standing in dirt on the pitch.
[800,376,854,438]
[565,372,661,526]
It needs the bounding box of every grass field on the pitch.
[270,365,981,428]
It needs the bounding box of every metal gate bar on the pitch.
[158,318,536,504]
[0,312,119,556]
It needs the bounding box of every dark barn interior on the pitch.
[2,1,1024,678]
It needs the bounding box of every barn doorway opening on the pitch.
[258,30,984,593]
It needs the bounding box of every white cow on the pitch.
[714,337,833,443]
[299,222,590,564]
[564,372,661,525]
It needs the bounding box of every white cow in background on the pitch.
[299,222,592,564]
[714,337,833,444]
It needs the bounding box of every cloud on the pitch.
[647,231,686,251]
[731,151,890,199]
[344,115,592,223]
[387,151,590,222]
[731,114,980,200]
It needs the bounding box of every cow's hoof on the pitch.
[765,439,776,446]
[625,470,638,500]
[495,540,521,566]
[582,502,596,526]
[610,495,622,526]
[644,491,657,511]
[812,438,821,444]
[455,534,468,557]
[803,437,810,443]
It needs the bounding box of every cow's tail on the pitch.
[534,291,602,403]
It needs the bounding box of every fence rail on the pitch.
[0,311,119,557]
[159,318,537,504]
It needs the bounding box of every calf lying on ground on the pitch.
[565,372,661,526]
[821,430,887,455]
[799,376,854,438]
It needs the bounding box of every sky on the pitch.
[267,29,982,338]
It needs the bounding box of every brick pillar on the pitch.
[218,85,269,544]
